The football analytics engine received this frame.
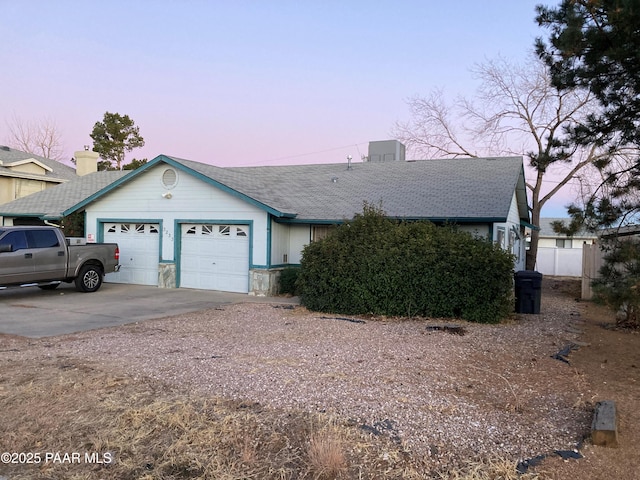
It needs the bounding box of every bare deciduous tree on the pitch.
[393,55,635,270]
[5,115,65,161]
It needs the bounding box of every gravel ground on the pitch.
[13,287,592,468]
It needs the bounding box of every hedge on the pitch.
[296,204,514,323]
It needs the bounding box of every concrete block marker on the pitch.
[592,400,619,447]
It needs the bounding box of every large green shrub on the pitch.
[297,204,514,323]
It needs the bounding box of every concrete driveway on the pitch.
[0,282,298,338]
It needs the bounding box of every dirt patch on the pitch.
[533,279,640,479]
[0,278,638,479]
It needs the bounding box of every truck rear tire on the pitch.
[75,265,103,292]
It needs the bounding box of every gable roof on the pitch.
[0,145,77,183]
[0,154,529,224]
[0,171,127,219]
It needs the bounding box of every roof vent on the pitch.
[331,176,338,183]
[1,145,10,151]
[162,168,178,189]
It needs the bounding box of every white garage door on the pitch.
[103,223,160,286]
[180,224,249,293]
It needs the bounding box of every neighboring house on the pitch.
[534,217,597,277]
[0,145,77,204]
[0,141,531,295]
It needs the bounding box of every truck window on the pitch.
[0,231,29,251]
[26,230,60,248]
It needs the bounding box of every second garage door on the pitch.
[180,224,249,293]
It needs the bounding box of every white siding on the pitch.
[289,225,311,264]
[84,163,270,266]
[269,223,321,266]
[538,237,594,249]
[457,224,490,239]
[270,220,290,266]
[492,192,526,271]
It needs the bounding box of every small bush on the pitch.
[279,267,300,295]
[592,237,640,328]
[297,203,514,323]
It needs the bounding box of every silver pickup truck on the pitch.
[0,226,120,292]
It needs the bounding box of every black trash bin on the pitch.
[514,270,543,314]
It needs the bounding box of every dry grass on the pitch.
[438,458,540,480]
[306,424,348,479]
[0,354,538,480]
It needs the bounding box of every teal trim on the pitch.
[520,220,540,231]
[269,263,302,268]
[61,176,136,217]
[174,219,254,288]
[275,218,344,225]
[0,212,46,218]
[276,216,507,225]
[96,218,164,263]
[60,155,293,218]
[266,214,272,268]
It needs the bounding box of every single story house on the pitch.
[0,145,77,204]
[0,141,531,295]
[536,217,597,249]
[533,217,597,277]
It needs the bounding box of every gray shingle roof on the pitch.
[168,155,527,222]
[0,145,77,182]
[538,217,596,238]
[0,171,127,219]
[0,154,528,223]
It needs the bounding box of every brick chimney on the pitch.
[74,148,99,176]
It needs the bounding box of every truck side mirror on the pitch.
[0,244,11,253]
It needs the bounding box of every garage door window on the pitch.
[184,225,247,238]
[106,224,159,235]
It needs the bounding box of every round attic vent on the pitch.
[161,168,178,189]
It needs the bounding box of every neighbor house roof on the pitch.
[0,145,77,183]
[538,217,597,239]
[0,154,529,224]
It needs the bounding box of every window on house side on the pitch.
[312,225,335,242]
[496,228,505,248]
[556,239,572,248]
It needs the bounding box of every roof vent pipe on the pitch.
[347,155,352,170]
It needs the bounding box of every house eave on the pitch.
[275,216,507,225]
[0,170,68,183]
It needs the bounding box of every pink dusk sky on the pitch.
[1,1,577,216]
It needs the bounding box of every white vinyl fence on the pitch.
[535,247,584,277]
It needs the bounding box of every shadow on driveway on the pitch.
[0,282,299,338]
